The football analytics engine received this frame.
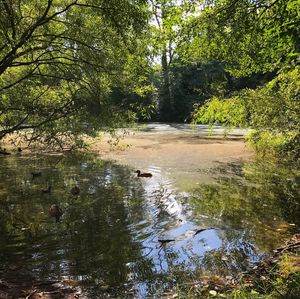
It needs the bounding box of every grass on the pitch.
[173,253,300,299]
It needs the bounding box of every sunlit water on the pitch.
[0,139,299,297]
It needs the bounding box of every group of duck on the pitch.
[30,170,81,222]
[1,147,153,222]
[48,171,152,222]
[48,171,151,222]
[3,150,187,245]
[45,170,152,222]
[0,146,22,155]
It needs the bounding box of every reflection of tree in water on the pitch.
[146,158,300,290]
[200,240,257,277]
[189,158,300,253]
[0,153,157,296]
[0,155,299,297]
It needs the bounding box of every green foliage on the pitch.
[182,0,299,157]
[226,257,300,299]
[192,95,249,128]
[1,0,298,154]
[148,0,204,121]
[147,0,296,123]
[0,0,151,149]
[170,60,229,121]
[193,67,300,158]
[186,0,300,77]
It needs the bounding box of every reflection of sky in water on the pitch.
[129,164,247,279]
[0,154,298,298]
[125,156,298,298]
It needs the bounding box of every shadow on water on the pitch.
[0,153,299,297]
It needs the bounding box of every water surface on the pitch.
[0,140,299,298]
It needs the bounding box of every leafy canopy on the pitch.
[0,0,149,149]
[190,0,299,157]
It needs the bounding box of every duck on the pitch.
[70,186,80,195]
[31,171,42,179]
[135,170,152,177]
[42,185,51,194]
[49,204,63,222]
[0,148,11,155]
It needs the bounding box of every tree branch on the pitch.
[0,0,79,75]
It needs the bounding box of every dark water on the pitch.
[0,153,299,298]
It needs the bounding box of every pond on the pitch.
[0,125,299,298]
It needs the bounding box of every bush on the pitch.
[192,67,300,159]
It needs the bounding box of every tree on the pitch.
[184,0,299,76]
[0,0,148,149]
[149,0,199,121]
[189,0,300,157]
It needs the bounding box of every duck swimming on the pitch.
[70,186,80,195]
[31,171,42,179]
[0,148,11,155]
[49,204,63,222]
[135,170,152,177]
[42,185,51,194]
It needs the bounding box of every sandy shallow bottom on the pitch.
[88,130,254,190]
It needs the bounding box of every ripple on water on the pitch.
[0,153,298,298]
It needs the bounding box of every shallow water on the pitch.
[0,149,299,297]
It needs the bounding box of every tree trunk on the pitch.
[159,4,174,121]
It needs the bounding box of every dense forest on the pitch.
[0,0,299,154]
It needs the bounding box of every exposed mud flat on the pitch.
[88,124,253,188]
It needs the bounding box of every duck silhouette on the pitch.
[42,185,51,194]
[0,148,11,155]
[49,204,63,222]
[135,170,152,177]
[70,186,80,195]
[31,171,42,179]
